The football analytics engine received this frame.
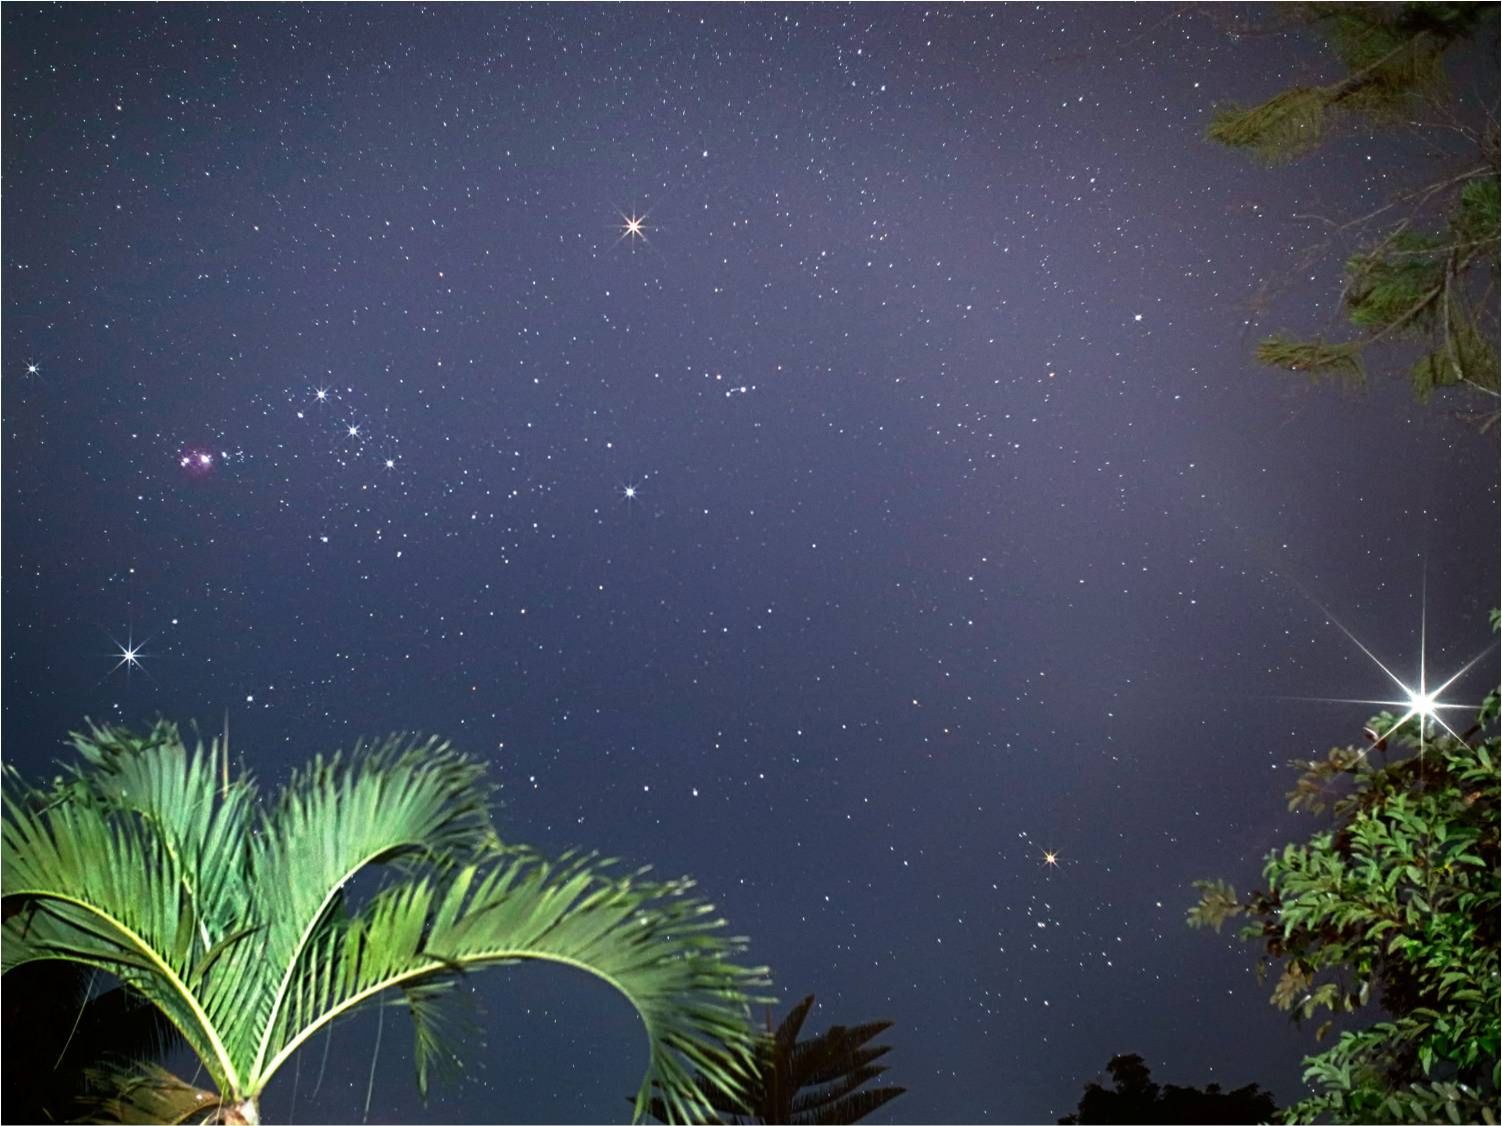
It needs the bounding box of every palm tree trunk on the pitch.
[219,1097,260,1125]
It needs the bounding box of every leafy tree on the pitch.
[2,720,769,1124]
[646,993,905,1125]
[1059,1052,1278,1125]
[1189,676,1500,1123]
[1208,3,1500,416]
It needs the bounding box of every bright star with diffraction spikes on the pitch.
[104,628,154,685]
[1286,592,1491,749]
[615,209,651,248]
[113,638,144,672]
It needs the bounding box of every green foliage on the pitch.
[1207,89,1331,164]
[2,720,770,1123]
[645,993,906,1125]
[1206,4,1468,163]
[1454,177,1500,249]
[1255,334,1366,384]
[1208,3,1501,416]
[1189,681,1501,1124]
[1344,233,1449,330]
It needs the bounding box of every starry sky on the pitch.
[3,5,1498,1124]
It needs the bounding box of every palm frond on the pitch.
[5,724,769,1124]
[258,848,768,1123]
[399,975,479,1098]
[788,1022,892,1087]
[72,1061,223,1125]
[3,754,242,1094]
[241,734,497,1081]
[773,993,815,1060]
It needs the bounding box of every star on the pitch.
[25,361,40,376]
[106,629,151,681]
[616,210,651,247]
[1291,591,1489,748]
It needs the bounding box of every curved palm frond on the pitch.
[258,848,768,1122]
[72,1061,223,1125]
[3,732,246,1095]
[3,722,769,1123]
[237,735,497,1084]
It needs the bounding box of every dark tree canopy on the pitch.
[1,961,182,1124]
[1059,1053,1278,1125]
[646,993,906,1126]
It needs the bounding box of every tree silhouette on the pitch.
[647,993,906,1125]
[1,960,181,1123]
[1059,1053,1277,1125]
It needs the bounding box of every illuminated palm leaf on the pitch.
[3,720,767,1124]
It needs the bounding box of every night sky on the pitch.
[3,5,1498,1124]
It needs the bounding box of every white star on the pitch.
[108,630,151,679]
[616,209,651,248]
[1294,593,1489,748]
[25,361,40,376]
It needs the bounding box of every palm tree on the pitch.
[2,720,768,1124]
[647,993,905,1125]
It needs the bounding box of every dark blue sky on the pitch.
[4,5,1497,1123]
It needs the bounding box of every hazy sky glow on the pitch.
[3,6,1497,1122]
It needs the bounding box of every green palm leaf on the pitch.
[3,721,769,1123]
